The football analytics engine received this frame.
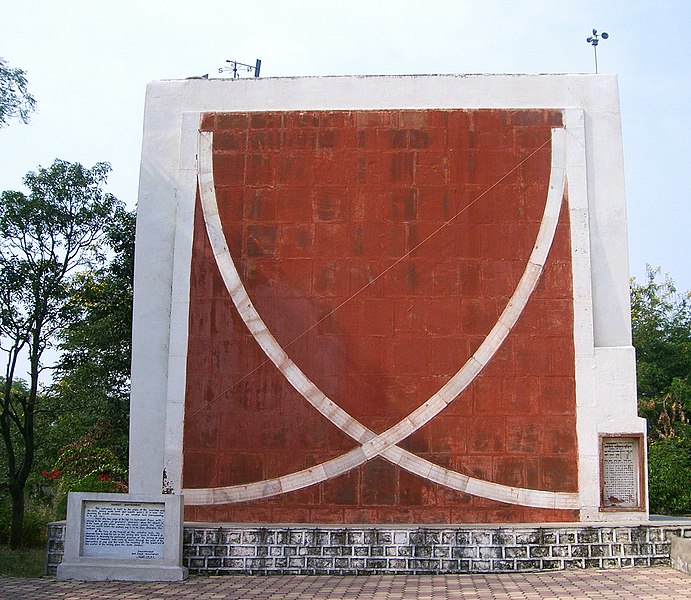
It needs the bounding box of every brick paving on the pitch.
[2,567,691,599]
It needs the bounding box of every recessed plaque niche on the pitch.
[600,434,644,511]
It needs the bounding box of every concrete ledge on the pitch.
[671,535,691,575]
[56,562,187,582]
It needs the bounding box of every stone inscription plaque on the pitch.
[602,439,638,508]
[81,501,165,559]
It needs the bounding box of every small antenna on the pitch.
[219,58,262,78]
[586,29,609,74]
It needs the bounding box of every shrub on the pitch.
[45,444,128,519]
[648,436,691,515]
[0,496,51,547]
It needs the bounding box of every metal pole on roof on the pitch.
[586,29,609,74]
[218,59,262,78]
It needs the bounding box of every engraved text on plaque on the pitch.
[81,501,165,559]
[602,438,639,508]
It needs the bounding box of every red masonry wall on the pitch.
[183,109,579,523]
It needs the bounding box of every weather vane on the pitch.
[586,29,608,74]
[219,59,262,79]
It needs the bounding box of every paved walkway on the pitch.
[2,567,691,599]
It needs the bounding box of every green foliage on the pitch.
[632,266,691,515]
[0,57,36,127]
[48,444,128,519]
[647,437,691,515]
[52,208,135,463]
[0,159,121,547]
[632,266,691,440]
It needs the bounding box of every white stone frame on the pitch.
[130,74,646,522]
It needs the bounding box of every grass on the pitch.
[0,545,46,578]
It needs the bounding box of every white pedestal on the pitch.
[56,492,187,581]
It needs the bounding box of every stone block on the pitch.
[671,536,691,575]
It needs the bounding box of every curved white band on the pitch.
[183,127,578,510]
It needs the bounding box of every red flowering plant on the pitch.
[41,468,61,480]
[49,444,128,518]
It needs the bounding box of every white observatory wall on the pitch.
[130,75,644,521]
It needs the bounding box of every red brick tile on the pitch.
[398,427,430,454]
[309,507,346,523]
[215,131,247,152]
[416,187,450,221]
[493,456,526,487]
[548,337,575,376]
[479,259,521,298]
[514,125,552,149]
[216,112,249,130]
[277,223,314,258]
[500,374,541,414]
[543,417,578,455]
[276,153,315,187]
[181,452,217,488]
[540,376,576,414]
[271,507,311,522]
[399,470,436,506]
[282,129,318,151]
[383,377,421,415]
[541,456,578,492]
[264,452,310,480]
[356,110,395,127]
[214,153,246,186]
[312,188,345,222]
[248,128,282,151]
[234,505,274,522]
[245,153,276,186]
[506,417,544,454]
[245,224,277,257]
[342,508,377,523]
[199,112,216,131]
[322,470,360,505]
[466,417,505,454]
[273,188,313,222]
[526,456,541,489]
[285,111,319,129]
[362,459,397,505]
[183,408,219,450]
[513,336,552,375]
[312,260,349,297]
[399,111,431,128]
[428,415,467,454]
[459,298,499,335]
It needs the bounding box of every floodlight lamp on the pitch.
[602,32,609,39]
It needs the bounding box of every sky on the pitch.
[1,0,690,292]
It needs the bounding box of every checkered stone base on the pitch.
[45,522,691,576]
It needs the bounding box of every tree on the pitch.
[0,57,36,128]
[632,266,691,440]
[632,266,691,514]
[52,207,135,464]
[0,160,121,548]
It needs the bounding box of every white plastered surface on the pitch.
[131,74,645,521]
